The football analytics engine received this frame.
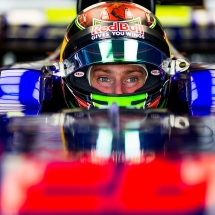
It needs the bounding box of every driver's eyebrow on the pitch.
[124,69,146,74]
[92,68,112,73]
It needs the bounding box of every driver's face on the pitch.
[90,64,147,94]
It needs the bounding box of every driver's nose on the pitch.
[112,82,124,94]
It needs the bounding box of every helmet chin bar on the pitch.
[91,93,148,108]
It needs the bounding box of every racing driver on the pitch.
[54,1,173,110]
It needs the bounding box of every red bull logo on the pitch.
[91,22,145,40]
[91,22,144,35]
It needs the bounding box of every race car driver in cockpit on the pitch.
[57,1,172,110]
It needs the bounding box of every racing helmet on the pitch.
[59,1,172,109]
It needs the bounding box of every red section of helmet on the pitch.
[77,2,155,28]
[104,4,133,20]
[65,33,70,41]
[76,96,90,108]
[147,95,161,108]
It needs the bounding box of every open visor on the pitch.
[63,39,170,77]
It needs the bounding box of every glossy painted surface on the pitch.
[1,108,215,215]
[2,155,208,215]
[0,68,42,114]
[189,69,215,115]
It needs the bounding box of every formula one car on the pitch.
[2,0,215,215]
[0,0,207,117]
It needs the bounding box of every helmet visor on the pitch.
[63,39,170,76]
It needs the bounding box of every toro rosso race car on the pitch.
[0,0,207,116]
[1,0,215,215]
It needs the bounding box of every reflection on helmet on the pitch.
[60,1,172,109]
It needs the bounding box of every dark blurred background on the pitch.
[0,0,76,66]
[0,0,215,67]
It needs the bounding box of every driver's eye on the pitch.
[99,77,110,82]
[127,77,137,83]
